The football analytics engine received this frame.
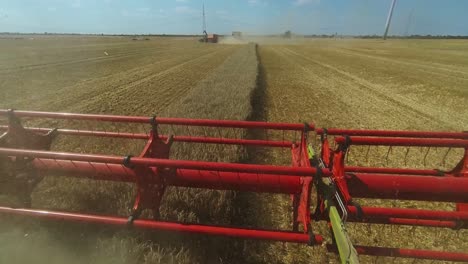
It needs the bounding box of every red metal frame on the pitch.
[347,206,468,222]
[0,109,318,244]
[0,109,312,130]
[316,127,468,139]
[2,110,468,261]
[0,206,322,244]
[345,166,444,176]
[315,126,468,261]
[129,127,171,220]
[327,244,468,262]
[0,126,297,147]
[335,136,468,148]
[291,127,314,232]
[0,147,328,176]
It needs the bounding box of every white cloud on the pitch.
[215,10,228,16]
[121,7,156,18]
[175,6,196,14]
[136,7,150,13]
[293,0,320,6]
[47,7,57,12]
[248,0,268,7]
[71,0,81,8]
[215,9,233,22]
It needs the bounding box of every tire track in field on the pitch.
[339,47,468,77]
[0,46,190,73]
[282,46,433,119]
[0,49,146,72]
[0,41,206,71]
[258,45,468,263]
[271,46,427,129]
[4,46,226,110]
[107,46,237,113]
[282,47,462,130]
[66,46,238,114]
[333,47,468,81]
[246,46,334,264]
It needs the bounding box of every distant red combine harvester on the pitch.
[0,109,467,263]
[199,33,218,43]
[207,34,218,43]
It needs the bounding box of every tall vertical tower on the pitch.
[202,3,207,35]
[383,0,397,40]
[404,8,414,37]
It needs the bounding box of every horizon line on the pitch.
[2,32,468,38]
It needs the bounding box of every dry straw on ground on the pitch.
[0,43,259,264]
[242,40,468,264]
[2,37,468,264]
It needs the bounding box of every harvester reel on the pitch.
[0,109,467,263]
[128,126,173,223]
[0,156,42,207]
[0,110,57,206]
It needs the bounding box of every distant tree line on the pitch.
[304,34,338,38]
[360,34,468,39]
[1,32,467,39]
[304,34,468,39]
[0,32,203,37]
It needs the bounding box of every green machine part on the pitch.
[307,144,359,264]
[327,200,359,264]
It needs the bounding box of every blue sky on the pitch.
[0,0,467,35]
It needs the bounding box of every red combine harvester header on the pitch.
[0,109,467,263]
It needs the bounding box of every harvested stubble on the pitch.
[240,40,468,264]
[0,44,259,264]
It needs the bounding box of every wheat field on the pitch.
[1,36,468,263]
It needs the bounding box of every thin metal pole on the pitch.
[383,0,397,40]
[0,109,312,130]
[404,8,414,36]
[202,3,207,34]
[0,206,321,245]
